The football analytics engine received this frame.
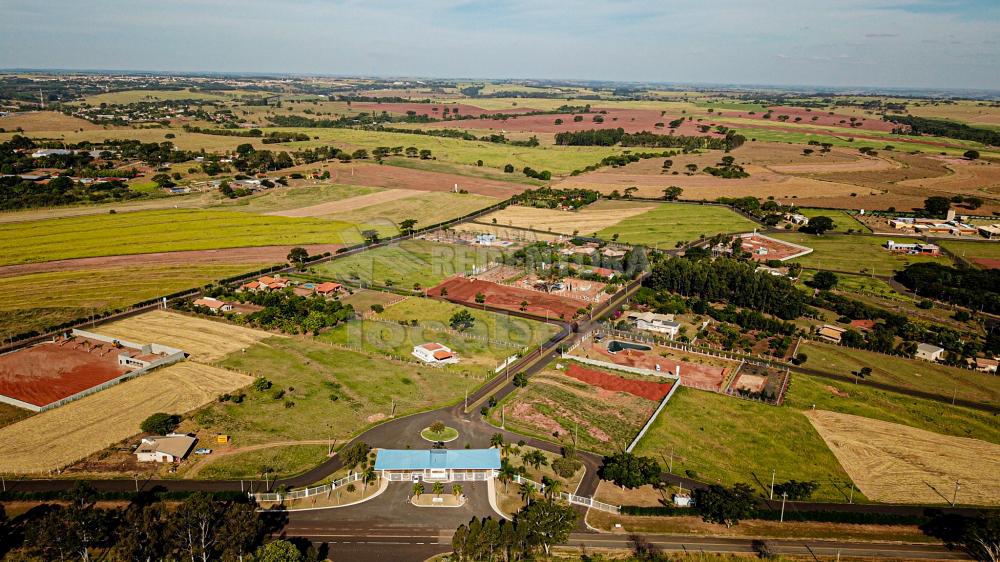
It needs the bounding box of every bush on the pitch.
[552,457,581,478]
[140,413,180,435]
[252,377,272,392]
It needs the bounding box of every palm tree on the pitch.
[541,476,561,500]
[498,461,518,492]
[433,482,444,498]
[362,466,376,494]
[452,484,463,499]
[412,481,424,499]
[518,482,535,506]
[501,442,512,459]
[490,433,504,449]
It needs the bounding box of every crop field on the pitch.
[633,386,859,502]
[200,337,474,445]
[0,209,370,266]
[0,362,252,474]
[796,208,868,232]
[320,191,498,227]
[266,188,423,218]
[493,365,659,454]
[384,157,546,187]
[598,204,758,248]
[771,233,948,273]
[807,410,1000,505]
[96,310,278,363]
[784,372,1000,445]
[310,239,504,289]
[799,341,1000,406]
[481,200,657,236]
[221,184,381,214]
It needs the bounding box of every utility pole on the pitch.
[952,481,961,506]
[770,469,776,500]
[134,474,139,492]
[669,448,674,474]
[780,491,788,523]
[849,482,855,504]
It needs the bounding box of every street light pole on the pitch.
[952,481,961,506]
[780,491,788,523]
[770,469,776,500]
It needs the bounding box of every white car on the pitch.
[194,448,212,455]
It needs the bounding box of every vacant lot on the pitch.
[481,200,656,237]
[199,337,475,446]
[495,366,658,455]
[223,184,381,214]
[266,188,423,218]
[320,191,498,227]
[0,110,105,131]
[194,444,330,480]
[97,310,278,363]
[772,233,948,273]
[311,239,504,289]
[634,387,858,502]
[800,341,1000,406]
[0,209,366,266]
[807,410,1000,505]
[796,208,868,233]
[0,362,251,474]
[598,204,757,248]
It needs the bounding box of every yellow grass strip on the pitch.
[265,188,424,217]
[0,362,252,474]
[481,204,655,235]
[806,410,1000,505]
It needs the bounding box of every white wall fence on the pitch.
[385,471,493,482]
[253,471,364,504]
[599,326,786,371]
[512,475,620,514]
[626,380,680,453]
[561,352,679,381]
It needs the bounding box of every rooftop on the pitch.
[374,448,501,471]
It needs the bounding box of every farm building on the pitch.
[885,240,940,256]
[977,225,1000,239]
[817,324,846,344]
[915,343,945,362]
[374,448,500,482]
[192,297,232,313]
[412,343,459,364]
[973,357,998,373]
[626,311,680,338]
[135,434,197,463]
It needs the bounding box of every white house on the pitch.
[192,297,232,313]
[135,434,197,463]
[915,343,945,362]
[474,233,497,246]
[412,343,459,364]
[673,493,693,507]
[626,311,681,339]
[786,213,809,225]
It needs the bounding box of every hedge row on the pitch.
[0,489,248,502]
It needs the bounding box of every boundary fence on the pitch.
[512,474,619,514]
[253,471,364,504]
[626,381,679,454]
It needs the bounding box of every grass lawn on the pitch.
[309,239,505,289]
[799,340,1000,406]
[785,372,1000,445]
[420,426,459,442]
[321,191,498,227]
[939,240,1000,261]
[0,209,368,265]
[219,184,381,214]
[798,270,907,299]
[772,232,950,274]
[385,157,545,186]
[797,208,869,233]
[598,204,757,248]
[338,289,404,312]
[197,336,478,446]
[0,263,268,338]
[195,445,330,480]
[633,386,860,502]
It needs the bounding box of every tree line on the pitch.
[884,114,1000,147]
[554,128,746,151]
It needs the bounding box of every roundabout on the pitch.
[420,423,459,443]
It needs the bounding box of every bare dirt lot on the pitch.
[95,310,279,363]
[428,276,582,319]
[0,337,127,408]
[0,362,251,474]
[806,410,1000,505]
[481,200,656,235]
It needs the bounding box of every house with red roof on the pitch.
[316,282,342,296]
[412,342,459,364]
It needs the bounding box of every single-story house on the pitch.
[315,282,342,296]
[374,448,501,482]
[673,493,693,507]
[915,343,945,362]
[817,324,846,344]
[885,240,941,256]
[587,267,616,279]
[974,357,998,373]
[602,248,627,259]
[785,213,809,225]
[978,225,1000,240]
[626,311,681,339]
[192,297,232,313]
[135,434,197,463]
[848,319,875,332]
[412,343,459,364]
[240,275,290,292]
[474,233,497,246]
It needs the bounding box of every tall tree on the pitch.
[693,483,756,528]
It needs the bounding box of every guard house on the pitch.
[374,449,501,482]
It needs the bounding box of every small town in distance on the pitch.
[0,2,999,561]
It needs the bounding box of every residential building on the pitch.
[978,225,1000,239]
[192,297,232,313]
[785,213,809,225]
[374,448,501,482]
[915,343,945,362]
[817,324,846,344]
[885,240,940,256]
[315,282,342,296]
[474,233,497,246]
[626,311,681,339]
[135,434,197,463]
[412,343,459,364]
[848,319,875,332]
[974,357,998,373]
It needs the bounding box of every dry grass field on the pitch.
[480,200,656,236]
[0,111,106,131]
[897,158,1000,195]
[96,310,279,362]
[806,410,1000,505]
[450,222,561,242]
[0,362,251,474]
[320,191,498,227]
[265,188,424,217]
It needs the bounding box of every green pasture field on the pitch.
[219,184,381,214]
[338,289,404,312]
[0,263,267,338]
[798,270,905,299]
[727,126,1000,158]
[771,233,949,274]
[797,208,869,232]
[265,127,633,175]
[799,340,1000,406]
[321,191,498,227]
[195,445,330,480]
[384,157,545,186]
[633,386,861,503]
[200,336,478,446]
[939,240,1000,262]
[77,89,248,104]
[490,366,658,455]
[785,372,1000,446]
[309,239,505,289]
[597,203,757,248]
[0,209,369,265]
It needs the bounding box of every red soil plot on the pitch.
[972,258,1000,270]
[565,363,672,401]
[423,108,727,137]
[736,233,811,262]
[428,276,582,320]
[583,340,729,392]
[350,102,541,117]
[0,338,128,408]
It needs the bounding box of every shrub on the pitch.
[140,413,180,435]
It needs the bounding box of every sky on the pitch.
[2,0,1000,91]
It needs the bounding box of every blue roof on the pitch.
[374,448,501,471]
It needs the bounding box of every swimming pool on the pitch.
[607,340,652,353]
